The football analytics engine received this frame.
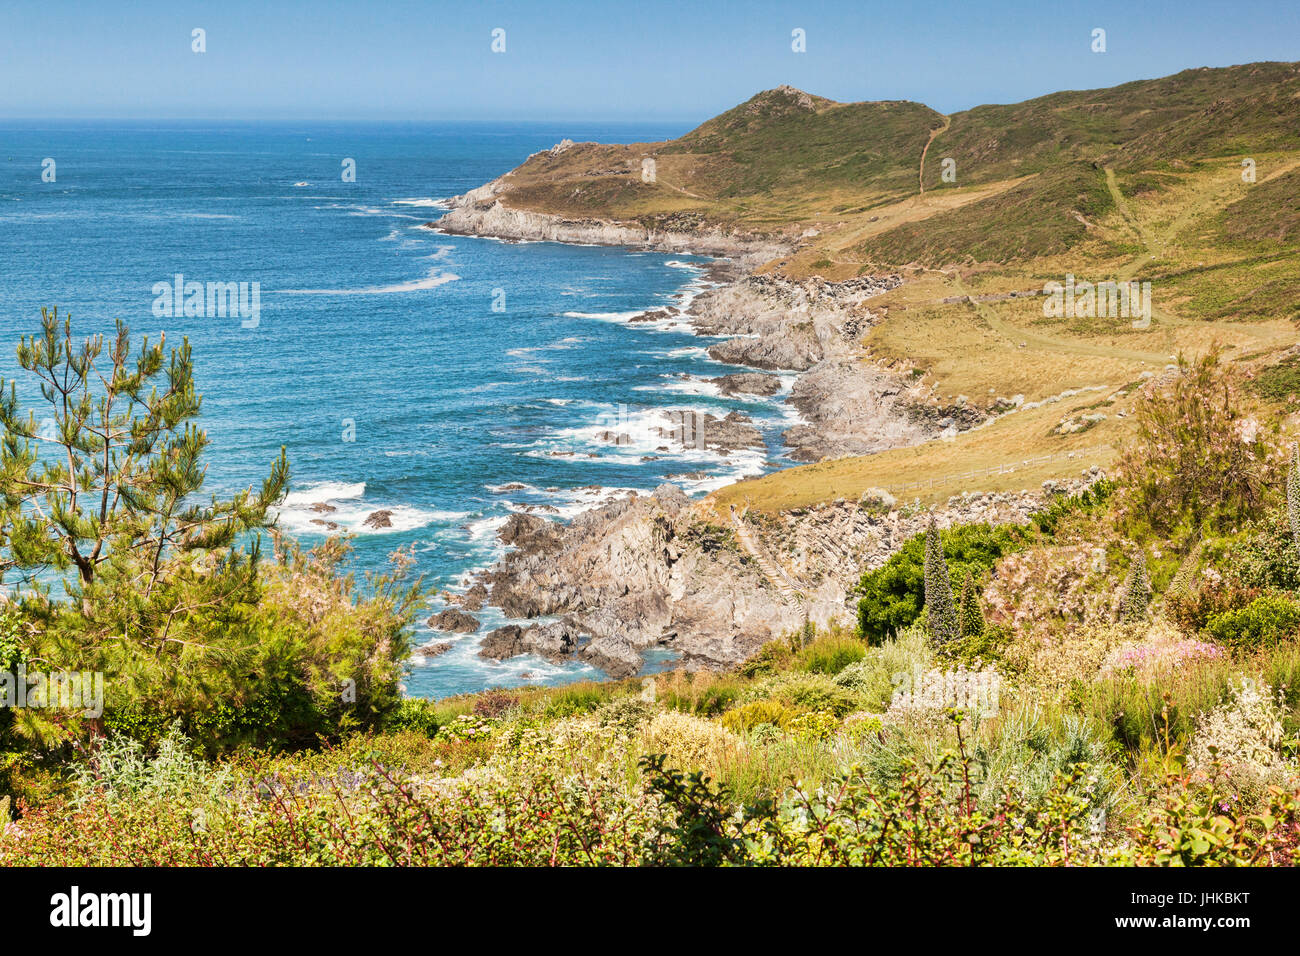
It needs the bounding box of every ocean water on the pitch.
[0,121,796,698]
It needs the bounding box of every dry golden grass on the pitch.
[710,391,1130,514]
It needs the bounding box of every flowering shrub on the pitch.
[435,714,497,743]
[786,711,839,741]
[721,700,796,733]
[1187,680,1288,789]
[642,711,741,774]
[1164,570,1259,635]
[1099,620,1226,678]
[1116,346,1278,537]
[983,544,1110,639]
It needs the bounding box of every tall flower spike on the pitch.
[1120,550,1151,623]
[924,516,958,643]
[1287,443,1300,552]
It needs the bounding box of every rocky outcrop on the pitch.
[710,372,783,396]
[445,583,488,611]
[693,411,765,455]
[782,361,943,462]
[685,273,967,461]
[478,619,583,664]
[429,177,791,265]
[707,331,821,371]
[473,471,1106,678]
[427,608,480,633]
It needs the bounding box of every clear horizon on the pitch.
[1,0,1297,123]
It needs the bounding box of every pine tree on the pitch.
[0,309,288,609]
[924,516,958,643]
[1287,443,1300,552]
[958,570,985,639]
[1119,550,1151,623]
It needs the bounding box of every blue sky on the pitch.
[1,0,1297,121]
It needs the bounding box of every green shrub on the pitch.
[385,698,447,737]
[595,697,657,734]
[721,700,797,733]
[794,632,866,675]
[939,623,1014,669]
[541,684,611,718]
[1117,346,1278,537]
[1206,594,1300,650]
[643,711,740,774]
[923,519,959,643]
[957,571,985,638]
[1030,478,1115,536]
[739,639,794,678]
[1165,577,1261,635]
[1081,663,1236,757]
[855,522,1029,643]
[746,673,859,717]
[1226,507,1300,592]
[833,626,932,711]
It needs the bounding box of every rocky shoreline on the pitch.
[429,177,793,268]
[444,474,1104,678]
[421,171,1008,678]
[428,185,978,465]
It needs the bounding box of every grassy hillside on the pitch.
[855,160,1114,266]
[923,62,1300,189]
[473,63,1300,512]
[662,87,942,200]
[488,86,943,232]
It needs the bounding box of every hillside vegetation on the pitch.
[11,351,1300,866]
[8,64,1300,868]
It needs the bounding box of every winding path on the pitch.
[918,116,952,194]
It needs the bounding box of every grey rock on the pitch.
[427,608,480,633]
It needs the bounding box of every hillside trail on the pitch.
[1103,163,1300,336]
[728,506,805,606]
[653,175,709,202]
[918,116,952,194]
[945,272,1173,365]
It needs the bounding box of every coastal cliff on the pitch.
[431,175,793,266]
[454,477,1094,677]
[428,151,996,678]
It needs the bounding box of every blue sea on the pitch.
[0,121,796,697]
